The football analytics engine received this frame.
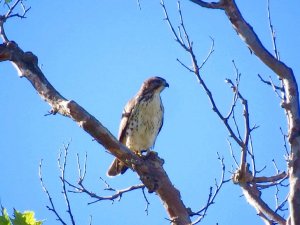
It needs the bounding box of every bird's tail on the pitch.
[107,158,128,177]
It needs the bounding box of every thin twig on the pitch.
[76,153,82,179]
[225,71,251,172]
[58,143,76,225]
[39,160,67,225]
[257,74,282,91]
[268,76,283,99]
[176,58,193,72]
[67,179,145,205]
[198,37,215,70]
[225,62,241,122]
[248,134,257,177]
[142,187,150,215]
[4,0,30,19]
[66,159,146,205]
[231,106,242,141]
[5,0,22,18]
[161,0,187,51]
[267,0,279,60]
[0,0,30,42]
[191,153,230,224]
[280,127,289,156]
[100,177,115,191]
[161,0,243,147]
[76,152,88,181]
[275,194,289,213]
[137,0,141,10]
[88,215,93,225]
[227,138,239,168]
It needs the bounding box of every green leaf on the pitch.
[0,208,11,225]
[11,210,42,225]
[4,0,12,3]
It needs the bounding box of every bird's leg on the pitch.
[145,148,151,156]
[142,149,158,159]
[135,150,143,157]
[141,148,150,156]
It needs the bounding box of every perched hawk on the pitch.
[107,76,169,176]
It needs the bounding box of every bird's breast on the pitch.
[125,94,163,152]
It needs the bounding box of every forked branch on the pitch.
[190,0,299,224]
[162,1,289,224]
[190,153,230,225]
[0,6,191,225]
[67,152,148,208]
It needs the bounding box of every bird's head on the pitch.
[141,76,169,94]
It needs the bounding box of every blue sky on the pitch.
[1,0,299,224]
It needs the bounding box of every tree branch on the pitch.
[253,172,287,184]
[69,153,148,205]
[67,179,145,205]
[266,0,279,60]
[190,1,300,224]
[257,74,283,93]
[161,0,244,147]
[39,160,68,225]
[191,153,230,225]
[0,0,30,42]
[241,182,286,225]
[58,143,76,225]
[163,1,287,221]
[0,40,191,225]
[228,71,287,224]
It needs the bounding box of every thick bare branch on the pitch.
[241,183,286,225]
[190,1,300,224]
[0,40,191,225]
[232,166,286,225]
[0,42,139,167]
[253,172,287,184]
[161,3,287,223]
[228,74,287,224]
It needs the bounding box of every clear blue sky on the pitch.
[1,0,299,224]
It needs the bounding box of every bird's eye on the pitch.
[155,81,161,87]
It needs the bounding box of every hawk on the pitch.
[107,76,169,176]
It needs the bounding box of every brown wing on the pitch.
[107,97,138,176]
[118,97,137,142]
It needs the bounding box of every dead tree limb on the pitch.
[0,6,191,225]
[0,42,191,225]
[162,1,289,224]
[190,1,299,224]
